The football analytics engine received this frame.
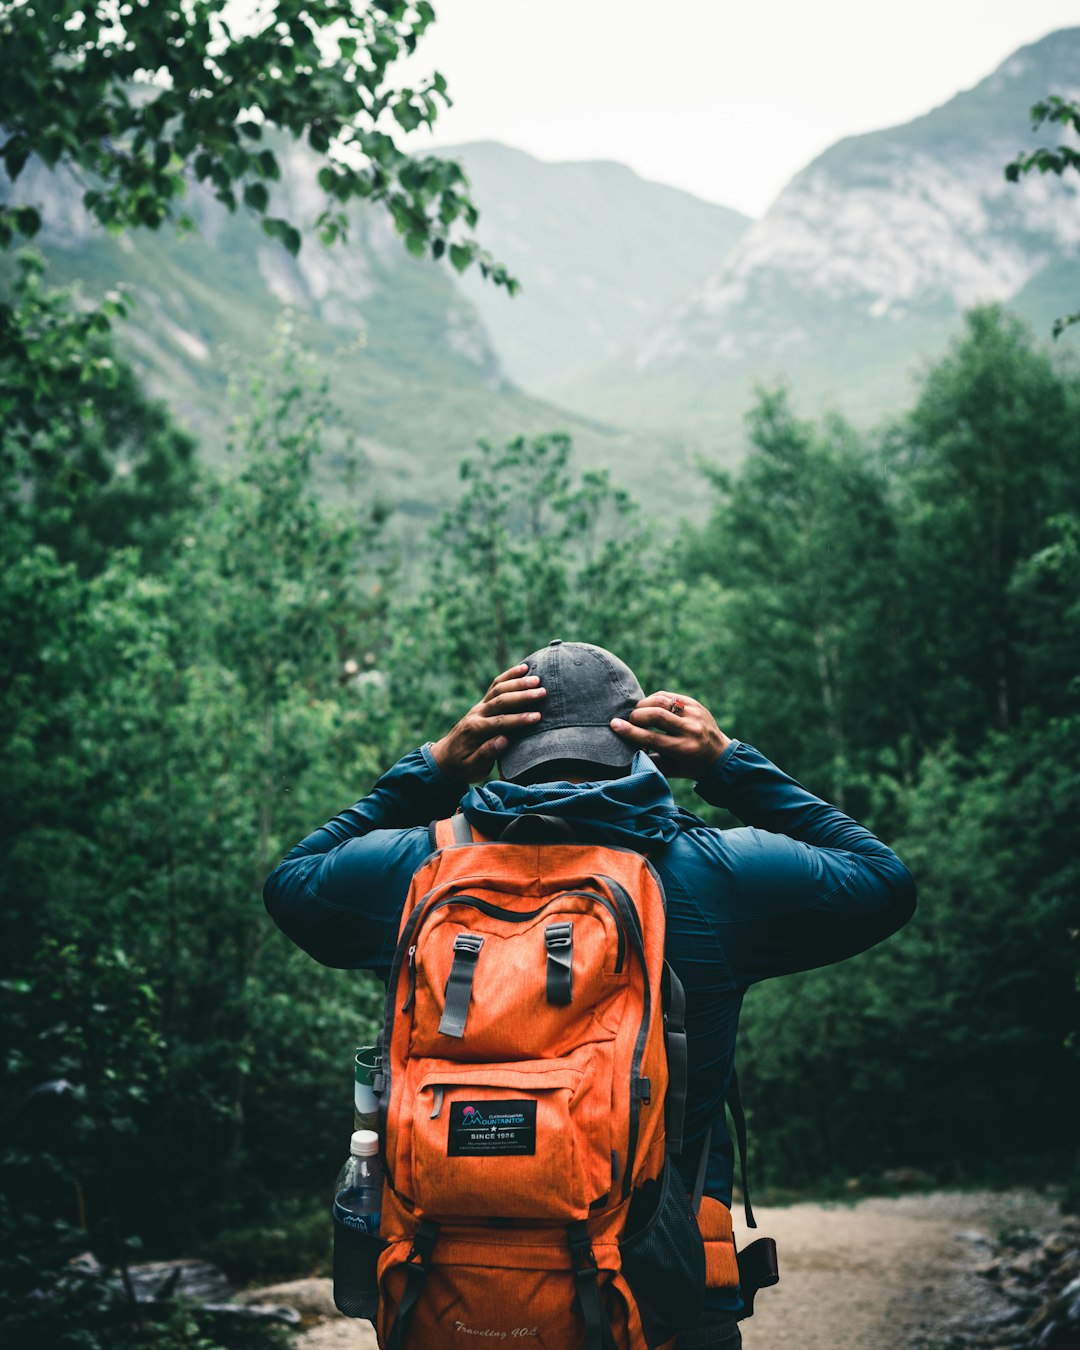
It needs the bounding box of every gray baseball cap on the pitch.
[499,639,644,781]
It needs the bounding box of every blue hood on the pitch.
[460,752,693,847]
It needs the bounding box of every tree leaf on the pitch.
[449,242,474,273]
[243,182,269,212]
[14,206,42,239]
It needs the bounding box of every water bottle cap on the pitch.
[350,1129,379,1156]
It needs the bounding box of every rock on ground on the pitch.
[236,1279,377,1348]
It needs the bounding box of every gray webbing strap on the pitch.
[691,1074,757,1228]
[438,933,484,1038]
[451,813,472,844]
[691,1122,712,1214]
[544,922,574,1005]
[661,961,688,1155]
[726,1069,756,1229]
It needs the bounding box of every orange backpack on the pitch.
[371,812,741,1350]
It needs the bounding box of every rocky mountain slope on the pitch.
[1,141,579,513]
[558,26,1080,433]
[433,141,750,396]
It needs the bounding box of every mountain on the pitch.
[1,138,739,516]
[556,27,1080,433]
[8,29,1076,513]
[432,142,751,397]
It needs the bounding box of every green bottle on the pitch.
[354,1045,379,1133]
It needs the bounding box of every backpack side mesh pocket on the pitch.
[619,1158,706,1348]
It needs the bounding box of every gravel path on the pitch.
[275,1189,1059,1349]
[739,1189,1059,1350]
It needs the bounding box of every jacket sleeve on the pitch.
[262,744,467,975]
[686,740,916,985]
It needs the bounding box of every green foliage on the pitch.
[1006,95,1080,335]
[0,252,197,574]
[1005,96,1080,181]
[682,386,900,808]
[201,1196,332,1284]
[0,0,514,289]
[720,311,1080,1187]
[889,306,1080,752]
[383,432,710,763]
[0,290,390,1342]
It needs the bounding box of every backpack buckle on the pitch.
[439,934,485,1039]
[545,922,573,949]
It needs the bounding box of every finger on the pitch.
[637,691,695,716]
[627,705,690,735]
[486,675,545,707]
[471,734,509,763]
[610,717,681,749]
[486,663,530,695]
[467,709,542,738]
[482,685,546,714]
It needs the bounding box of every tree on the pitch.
[682,387,901,809]
[740,714,1080,1186]
[889,306,1080,752]
[1005,95,1080,336]
[383,433,695,752]
[0,0,515,288]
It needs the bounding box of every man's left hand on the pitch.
[430,663,546,783]
[611,691,731,779]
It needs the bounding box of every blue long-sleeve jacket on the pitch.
[265,738,914,1297]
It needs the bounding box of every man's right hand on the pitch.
[430,664,547,783]
[611,691,731,779]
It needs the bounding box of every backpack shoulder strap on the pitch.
[661,961,688,1155]
[433,813,478,848]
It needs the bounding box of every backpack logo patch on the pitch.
[447,1100,537,1156]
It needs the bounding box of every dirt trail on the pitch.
[739,1189,1059,1349]
[287,1189,1059,1349]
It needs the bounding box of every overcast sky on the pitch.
[400,1,1080,217]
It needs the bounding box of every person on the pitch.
[264,640,916,1349]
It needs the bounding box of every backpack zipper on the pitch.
[401,945,418,1012]
[598,875,653,1200]
[421,891,626,972]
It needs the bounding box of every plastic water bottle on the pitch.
[335,1129,382,1232]
[333,1129,384,1319]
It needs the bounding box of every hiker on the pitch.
[265,641,916,1348]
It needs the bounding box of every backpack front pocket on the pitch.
[409,1062,609,1220]
[378,1230,629,1350]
